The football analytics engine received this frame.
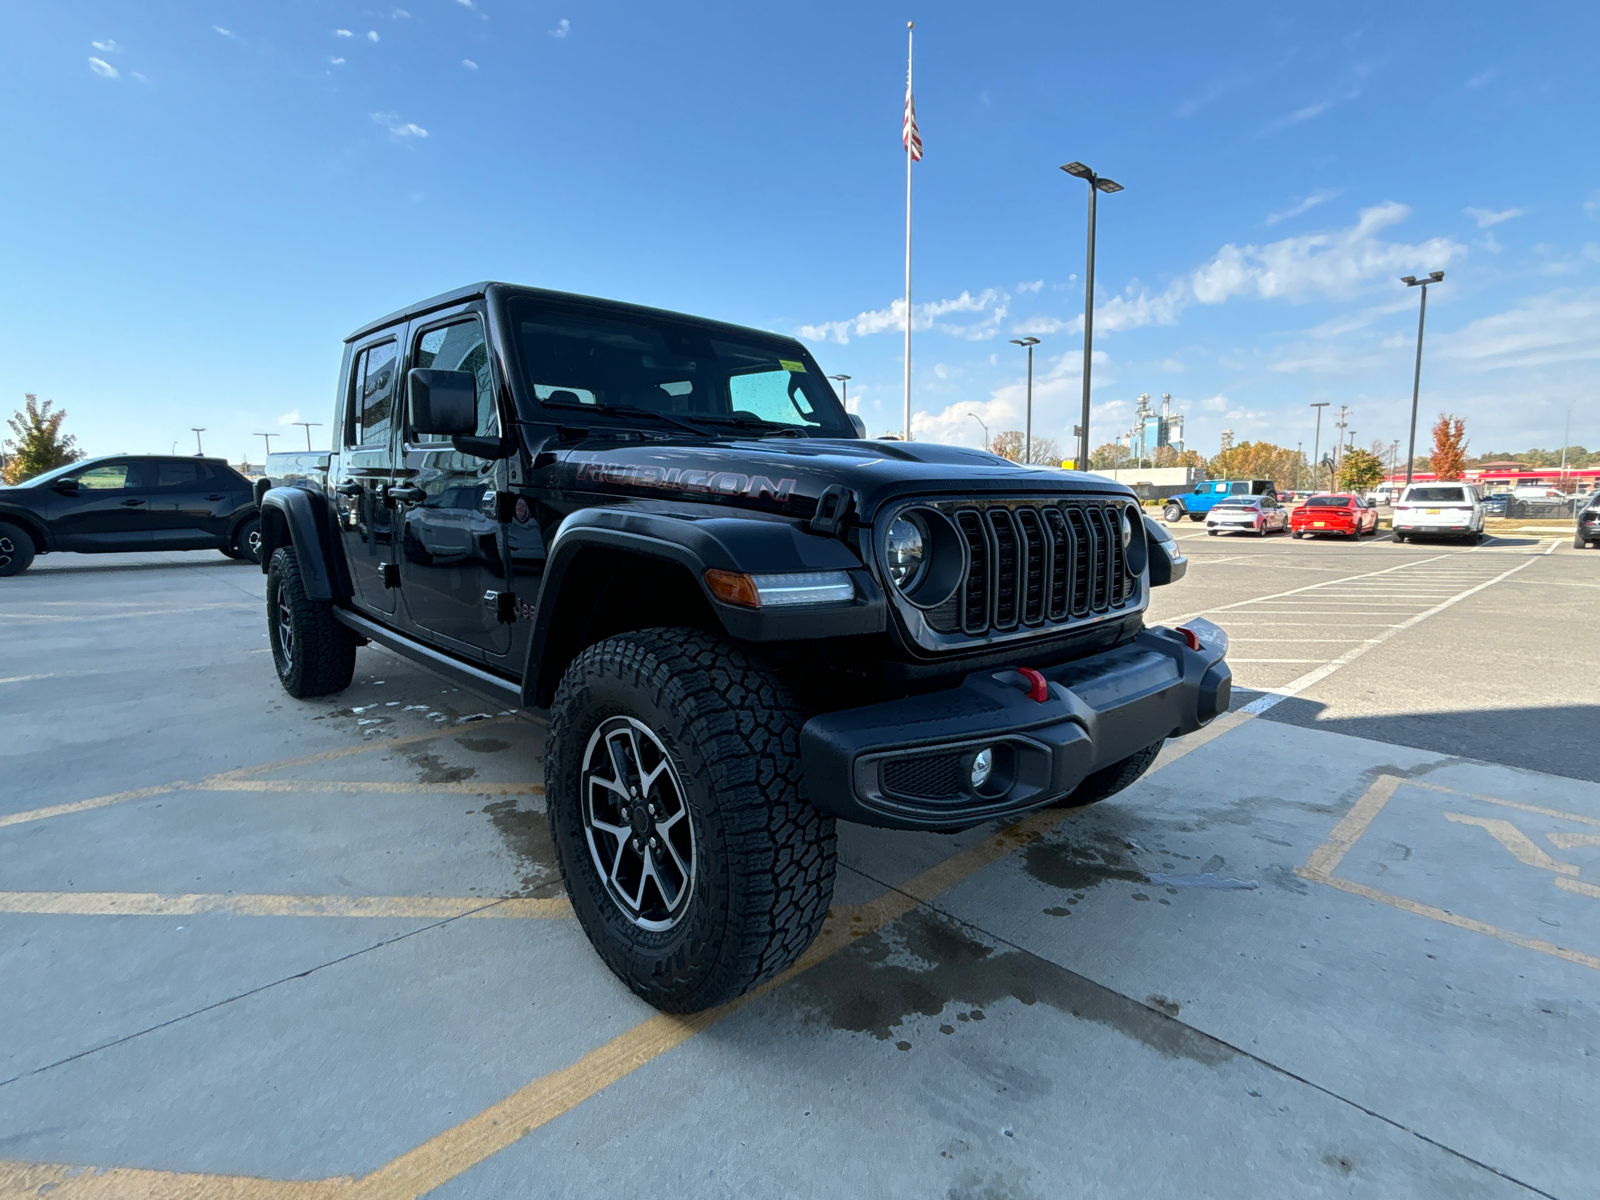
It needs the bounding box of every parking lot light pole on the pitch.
[1401,271,1445,487]
[1061,162,1122,470]
[1009,337,1040,462]
[255,432,276,461]
[292,421,322,451]
[1310,403,1329,493]
[969,411,989,452]
[828,374,851,407]
[191,428,206,455]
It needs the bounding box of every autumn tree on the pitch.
[1430,414,1469,481]
[1206,441,1305,489]
[3,394,83,485]
[1087,441,1124,470]
[990,431,1063,465]
[1336,447,1384,492]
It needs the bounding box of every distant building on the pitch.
[1219,429,1235,453]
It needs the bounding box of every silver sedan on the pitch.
[1205,496,1291,536]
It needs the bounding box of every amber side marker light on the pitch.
[704,569,761,608]
[704,568,856,609]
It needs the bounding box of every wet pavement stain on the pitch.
[1022,838,1147,891]
[792,909,1236,1066]
[1146,994,1181,1017]
[401,748,476,784]
[482,798,563,897]
[456,736,511,754]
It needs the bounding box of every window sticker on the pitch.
[778,359,806,373]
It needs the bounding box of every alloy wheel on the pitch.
[0,533,13,570]
[580,716,696,931]
[275,592,295,670]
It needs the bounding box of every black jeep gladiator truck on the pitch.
[260,282,1230,1013]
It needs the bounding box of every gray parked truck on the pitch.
[260,281,1232,1012]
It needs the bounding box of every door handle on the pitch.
[121,498,146,507]
[388,485,426,504]
[335,481,363,497]
[205,493,226,501]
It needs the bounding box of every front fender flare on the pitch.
[259,487,348,600]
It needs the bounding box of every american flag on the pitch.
[903,83,922,162]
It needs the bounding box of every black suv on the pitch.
[259,282,1231,1012]
[0,455,261,576]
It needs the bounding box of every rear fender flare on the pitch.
[259,487,349,600]
[0,507,50,554]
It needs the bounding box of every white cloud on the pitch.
[370,113,428,139]
[328,56,346,65]
[367,30,379,42]
[1191,202,1463,305]
[1016,279,1043,294]
[550,18,571,37]
[799,289,1009,345]
[87,57,119,79]
[456,0,475,6]
[131,71,148,84]
[334,28,353,37]
[1175,74,1249,119]
[1465,67,1497,88]
[1465,206,1526,228]
[1586,192,1600,220]
[1435,287,1600,372]
[91,39,121,53]
[213,26,236,38]
[462,59,478,70]
[277,409,300,426]
[911,397,1019,449]
[392,8,410,17]
[1266,189,1338,225]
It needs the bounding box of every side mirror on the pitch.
[848,414,866,438]
[52,477,80,495]
[407,369,478,437]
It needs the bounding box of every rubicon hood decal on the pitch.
[576,460,797,502]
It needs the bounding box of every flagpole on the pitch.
[903,21,914,442]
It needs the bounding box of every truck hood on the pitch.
[546,434,1134,521]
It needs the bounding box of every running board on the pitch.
[332,607,524,707]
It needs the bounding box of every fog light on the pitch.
[970,748,994,790]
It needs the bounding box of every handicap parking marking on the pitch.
[1297,775,1600,974]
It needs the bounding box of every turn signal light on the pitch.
[704,569,760,608]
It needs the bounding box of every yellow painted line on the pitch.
[1300,774,1401,878]
[1548,832,1600,850]
[1555,877,1600,900]
[1442,813,1579,875]
[204,781,542,796]
[0,710,1249,1197]
[0,1161,351,1199]
[0,893,570,919]
[1406,780,1600,829]
[0,718,527,829]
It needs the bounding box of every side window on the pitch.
[347,339,399,447]
[1231,481,1249,494]
[76,463,134,490]
[155,461,212,489]
[728,368,818,424]
[411,320,497,443]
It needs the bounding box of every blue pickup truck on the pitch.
[1163,479,1278,523]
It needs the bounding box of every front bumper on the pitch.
[800,620,1231,831]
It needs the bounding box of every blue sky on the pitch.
[3,1,1597,466]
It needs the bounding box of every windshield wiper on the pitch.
[693,415,814,438]
[539,398,718,439]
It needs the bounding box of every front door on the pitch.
[395,314,511,657]
[47,460,155,550]
[333,336,402,615]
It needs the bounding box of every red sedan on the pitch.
[1291,494,1379,539]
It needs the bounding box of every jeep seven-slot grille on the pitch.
[928,500,1134,637]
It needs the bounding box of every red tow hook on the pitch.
[1015,668,1049,703]
[1176,626,1202,651]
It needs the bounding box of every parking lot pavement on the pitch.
[3,542,1597,1198]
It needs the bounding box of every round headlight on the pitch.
[885,514,927,589]
[1121,506,1135,548]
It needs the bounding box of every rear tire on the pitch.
[0,521,35,576]
[1188,513,1203,522]
[1051,739,1165,810]
[1292,531,1303,539]
[266,546,357,698]
[546,627,836,1013]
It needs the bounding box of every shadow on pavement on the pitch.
[1262,698,1600,783]
[23,557,252,576]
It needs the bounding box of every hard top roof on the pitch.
[345,281,808,348]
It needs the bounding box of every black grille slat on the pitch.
[956,510,989,634]
[1044,508,1072,621]
[988,509,1020,630]
[1017,508,1046,625]
[1065,508,1092,616]
[1087,507,1111,610]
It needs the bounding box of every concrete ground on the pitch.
[1,531,1596,1199]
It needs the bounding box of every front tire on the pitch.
[546,628,836,1013]
[1164,504,1183,523]
[266,546,357,698]
[1052,739,1165,809]
[0,521,36,576]
[232,517,263,564]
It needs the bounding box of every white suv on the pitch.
[1392,484,1484,544]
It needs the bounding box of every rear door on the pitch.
[147,460,234,547]
[394,310,512,657]
[332,335,402,614]
[47,460,155,549]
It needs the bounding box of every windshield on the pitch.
[1404,487,1468,503]
[1305,495,1353,508]
[16,459,101,486]
[507,298,854,437]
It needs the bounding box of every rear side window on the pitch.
[1406,487,1468,503]
[155,461,214,488]
[347,339,400,447]
[410,320,497,444]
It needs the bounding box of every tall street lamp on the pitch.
[292,421,322,451]
[1401,271,1445,487]
[1309,403,1329,493]
[1009,336,1040,463]
[969,411,989,453]
[1061,162,1122,470]
[828,374,851,408]
[191,427,206,455]
[255,432,277,462]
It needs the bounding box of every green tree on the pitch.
[1088,441,1124,470]
[1336,447,1384,492]
[3,394,82,484]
